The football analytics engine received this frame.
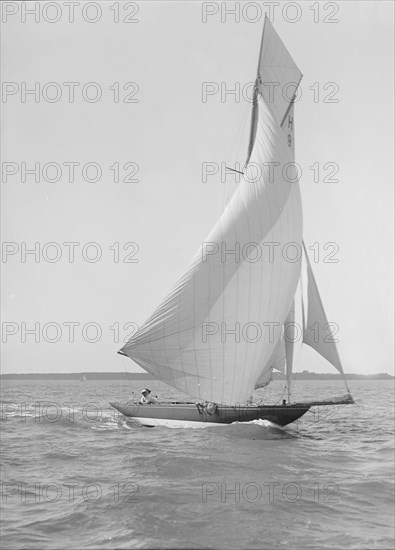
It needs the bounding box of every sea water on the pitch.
[1,379,394,549]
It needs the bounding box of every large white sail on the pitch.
[120,96,302,403]
[120,19,303,404]
[110,19,355,429]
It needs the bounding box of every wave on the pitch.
[206,419,294,440]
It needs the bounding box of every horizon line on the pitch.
[1,370,393,378]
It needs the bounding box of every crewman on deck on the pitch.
[140,388,158,404]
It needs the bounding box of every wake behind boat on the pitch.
[110,17,354,428]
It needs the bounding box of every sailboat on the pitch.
[110,17,354,428]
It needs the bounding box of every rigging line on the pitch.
[225,167,245,175]
[222,100,251,209]
[120,355,135,385]
[256,379,270,404]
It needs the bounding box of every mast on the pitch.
[246,16,267,164]
[248,17,304,398]
[246,78,260,164]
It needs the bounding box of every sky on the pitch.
[1,0,394,375]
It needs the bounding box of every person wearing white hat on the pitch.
[140,388,158,404]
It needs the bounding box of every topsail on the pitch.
[248,15,302,160]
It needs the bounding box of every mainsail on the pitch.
[120,19,304,404]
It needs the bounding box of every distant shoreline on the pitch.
[1,372,393,381]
